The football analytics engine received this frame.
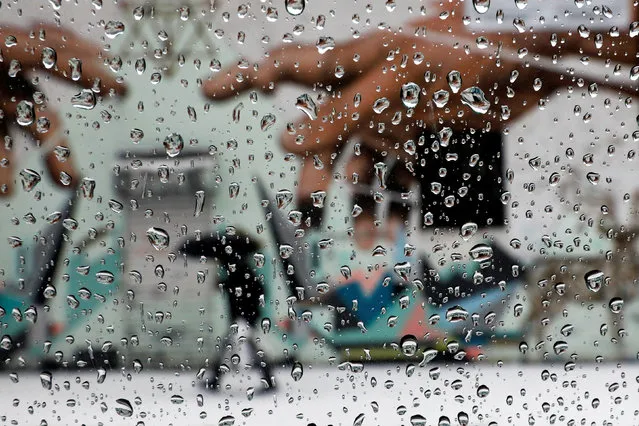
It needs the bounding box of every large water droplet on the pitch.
[477,384,490,397]
[260,113,276,131]
[473,0,490,14]
[96,270,115,285]
[163,133,184,157]
[104,21,125,38]
[16,100,35,126]
[447,70,462,94]
[400,82,420,108]
[146,227,170,251]
[295,93,318,120]
[316,36,335,54]
[71,89,96,110]
[285,0,305,15]
[41,47,57,69]
[40,371,53,390]
[373,97,390,114]
[400,335,418,356]
[194,190,205,217]
[460,87,490,114]
[114,398,133,417]
[469,244,493,262]
[291,361,303,381]
[19,169,41,192]
[446,305,469,322]
[432,90,450,108]
[584,270,604,292]
[460,222,478,241]
[275,189,294,209]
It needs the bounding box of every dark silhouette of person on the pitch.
[179,230,275,392]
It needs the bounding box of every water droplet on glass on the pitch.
[260,113,276,131]
[163,133,184,157]
[316,36,335,54]
[115,398,133,417]
[460,87,490,114]
[609,297,623,313]
[41,47,57,69]
[586,172,600,185]
[432,90,450,108]
[104,21,125,38]
[477,384,490,397]
[40,371,53,390]
[194,190,205,217]
[16,100,35,126]
[400,82,420,108]
[19,169,41,192]
[291,361,303,381]
[71,89,96,110]
[295,93,318,120]
[170,395,184,404]
[473,0,490,14]
[447,70,462,93]
[275,189,294,209]
[585,270,604,292]
[95,270,115,285]
[285,0,305,15]
[373,97,390,114]
[146,227,169,251]
[469,243,493,262]
[400,335,418,356]
[228,182,240,199]
[446,305,469,322]
[460,222,478,241]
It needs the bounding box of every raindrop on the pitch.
[393,261,411,282]
[446,305,469,322]
[295,93,318,120]
[460,87,490,114]
[275,189,294,209]
[460,222,478,241]
[40,371,52,390]
[400,82,420,108]
[68,58,82,81]
[104,21,125,38]
[170,395,184,405]
[146,227,170,251]
[477,384,490,397]
[469,244,493,262]
[586,172,600,185]
[316,36,335,54]
[285,0,305,16]
[41,47,57,69]
[16,100,35,126]
[373,97,390,114]
[19,169,41,192]
[96,271,115,285]
[163,133,184,157]
[400,335,418,356]
[432,90,450,108]
[291,362,303,381]
[609,297,623,313]
[473,0,490,14]
[447,70,462,94]
[114,398,133,417]
[260,113,276,131]
[584,270,604,292]
[194,191,205,217]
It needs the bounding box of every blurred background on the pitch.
[0,0,638,376]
